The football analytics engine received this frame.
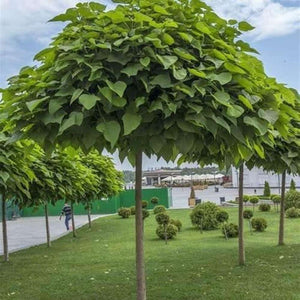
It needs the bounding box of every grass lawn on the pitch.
[1,207,300,300]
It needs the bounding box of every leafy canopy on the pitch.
[1,0,298,167]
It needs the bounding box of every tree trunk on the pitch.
[2,193,9,262]
[278,171,286,246]
[238,164,245,265]
[135,151,146,300]
[71,202,76,238]
[87,205,92,229]
[44,203,51,247]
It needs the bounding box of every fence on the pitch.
[20,188,172,217]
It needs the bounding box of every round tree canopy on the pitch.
[1,0,298,166]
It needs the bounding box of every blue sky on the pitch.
[0,0,299,170]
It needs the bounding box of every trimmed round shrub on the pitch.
[285,190,300,210]
[216,210,229,223]
[156,224,178,240]
[221,223,238,238]
[250,196,259,205]
[286,207,300,218]
[243,195,250,203]
[243,209,253,219]
[150,197,159,205]
[153,205,166,215]
[270,194,280,200]
[142,200,148,208]
[170,219,182,232]
[251,218,267,232]
[190,202,220,230]
[259,203,271,212]
[272,195,281,204]
[130,206,136,215]
[155,213,170,225]
[118,207,131,219]
[142,209,150,220]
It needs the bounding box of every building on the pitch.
[232,166,300,188]
[143,169,182,185]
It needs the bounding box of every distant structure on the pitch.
[143,169,182,185]
[232,166,300,188]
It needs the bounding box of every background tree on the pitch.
[0,132,35,262]
[290,179,296,191]
[1,0,299,297]
[263,181,271,197]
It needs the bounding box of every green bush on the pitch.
[243,195,250,203]
[270,194,280,200]
[150,197,159,205]
[251,218,267,232]
[190,202,220,230]
[170,219,182,232]
[142,209,150,220]
[156,224,178,240]
[216,210,229,223]
[155,213,170,225]
[285,190,300,210]
[243,209,253,219]
[118,207,131,218]
[272,195,281,203]
[250,196,259,211]
[259,203,271,212]
[130,206,135,215]
[153,205,166,214]
[221,223,238,238]
[142,200,148,208]
[285,207,300,218]
[263,181,271,197]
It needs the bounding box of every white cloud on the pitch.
[207,0,300,40]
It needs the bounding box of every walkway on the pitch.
[0,215,107,254]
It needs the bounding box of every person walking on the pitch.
[59,203,72,230]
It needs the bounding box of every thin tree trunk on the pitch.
[135,151,146,300]
[87,205,92,229]
[44,203,51,247]
[238,164,245,265]
[278,171,286,246]
[2,193,8,262]
[71,202,76,238]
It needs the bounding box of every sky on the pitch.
[0,0,299,170]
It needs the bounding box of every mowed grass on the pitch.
[1,207,300,300]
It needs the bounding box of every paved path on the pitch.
[0,215,108,254]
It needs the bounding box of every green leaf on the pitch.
[26,97,48,112]
[49,99,66,114]
[139,57,150,67]
[175,134,195,154]
[157,55,178,69]
[0,171,9,183]
[150,135,165,152]
[208,72,232,85]
[122,112,142,135]
[227,105,244,118]
[100,87,113,102]
[111,95,127,107]
[151,73,172,88]
[253,142,265,159]
[211,115,231,133]
[224,62,246,74]
[238,21,255,31]
[174,48,197,61]
[96,121,120,147]
[244,116,268,135]
[135,97,145,108]
[59,112,83,134]
[238,95,253,110]
[79,94,100,110]
[188,68,206,78]
[71,89,84,104]
[41,110,66,125]
[188,103,203,114]
[258,109,279,124]
[212,91,231,106]
[178,32,193,43]
[153,4,170,15]
[172,67,187,80]
[162,33,174,45]
[195,22,211,35]
[105,80,127,97]
[121,63,143,76]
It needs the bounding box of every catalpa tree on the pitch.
[1,0,298,298]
